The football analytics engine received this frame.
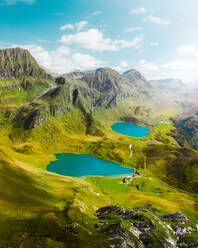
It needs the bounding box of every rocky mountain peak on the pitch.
[123,69,147,82]
[0,47,50,78]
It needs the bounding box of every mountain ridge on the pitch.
[0,47,51,79]
[0,47,198,247]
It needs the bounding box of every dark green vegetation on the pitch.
[171,112,198,151]
[0,47,198,247]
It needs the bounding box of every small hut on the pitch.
[123,177,128,184]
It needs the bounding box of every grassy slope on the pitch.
[0,77,198,246]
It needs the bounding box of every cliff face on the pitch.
[0,47,50,78]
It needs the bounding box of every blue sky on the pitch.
[0,0,198,82]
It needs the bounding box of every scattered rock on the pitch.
[150,208,160,212]
[136,185,140,190]
[144,203,152,208]
[94,223,100,229]
[159,212,187,222]
[173,224,189,238]
[139,231,154,246]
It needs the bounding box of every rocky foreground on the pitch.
[94,205,198,248]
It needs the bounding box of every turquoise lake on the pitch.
[47,153,134,177]
[111,122,149,137]
[47,123,149,177]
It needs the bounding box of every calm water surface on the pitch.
[47,153,134,177]
[111,122,149,137]
[47,123,148,177]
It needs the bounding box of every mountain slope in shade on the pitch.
[171,112,198,151]
[0,47,50,78]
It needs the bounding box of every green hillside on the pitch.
[0,48,198,247]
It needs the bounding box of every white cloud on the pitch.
[124,27,143,33]
[3,0,34,5]
[60,24,75,31]
[136,59,159,74]
[60,29,143,52]
[92,10,102,16]
[60,21,88,31]
[76,21,88,31]
[8,42,198,82]
[12,44,102,74]
[162,60,195,71]
[177,45,195,56]
[144,15,170,25]
[134,59,198,82]
[115,34,144,50]
[36,39,51,44]
[72,53,101,68]
[56,46,70,55]
[113,60,132,73]
[120,60,128,68]
[129,7,152,15]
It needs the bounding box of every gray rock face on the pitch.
[95,206,195,248]
[64,67,153,108]
[95,206,156,240]
[123,69,153,96]
[0,47,50,78]
[123,69,147,82]
[158,212,187,222]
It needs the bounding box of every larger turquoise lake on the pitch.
[111,122,149,137]
[47,153,134,177]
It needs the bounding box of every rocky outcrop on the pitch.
[0,47,50,78]
[12,103,47,130]
[158,212,187,222]
[55,76,66,85]
[64,67,140,108]
[94,205,195,248]
[95,206,156,247]
[123,69,153,96]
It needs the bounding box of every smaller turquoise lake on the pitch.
[111,122,149,137]
[47,153,134,177]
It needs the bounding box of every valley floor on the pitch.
[0,113,198,247]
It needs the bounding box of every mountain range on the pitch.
[0,47,198,248]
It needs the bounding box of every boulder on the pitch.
[55,76,66,85]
